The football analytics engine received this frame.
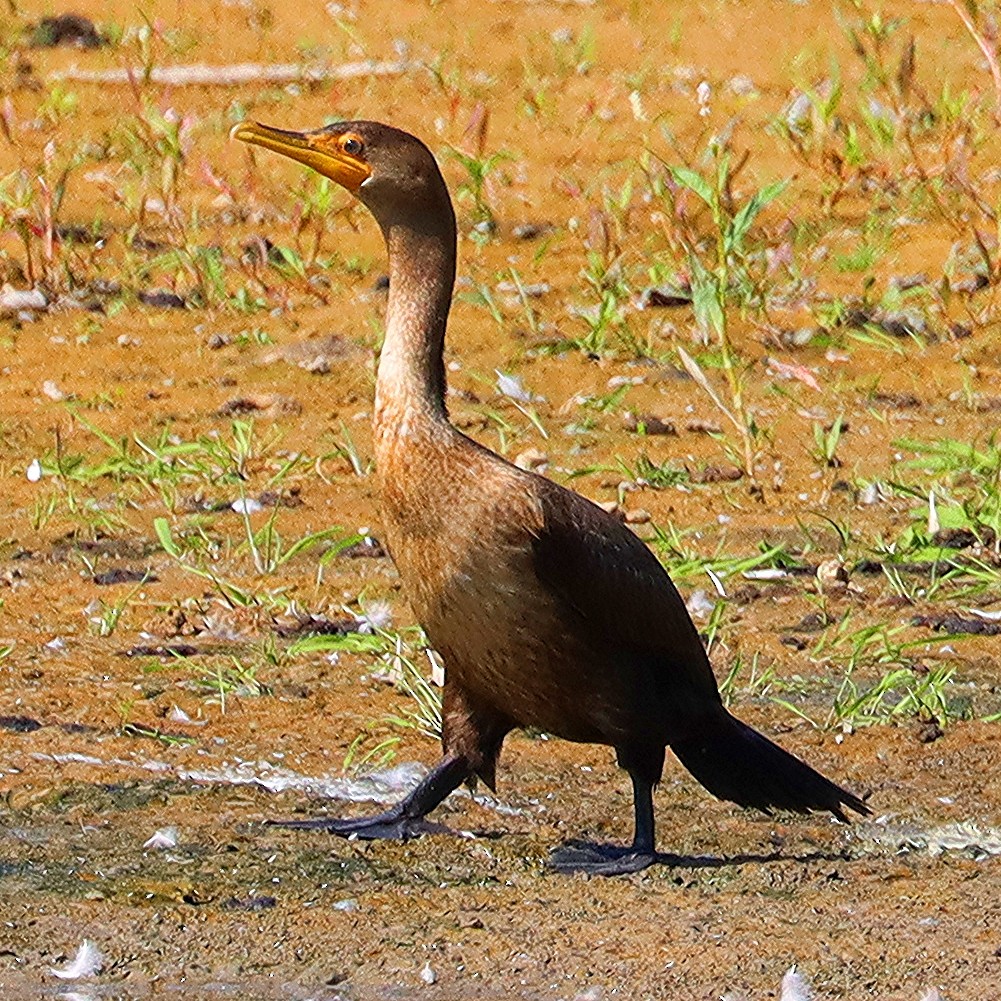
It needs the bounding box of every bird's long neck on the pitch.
[373,214,456,449]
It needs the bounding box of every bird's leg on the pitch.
[267,754,471,840]
[548,770,658,876]
[627,771,657,861]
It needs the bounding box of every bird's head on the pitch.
[230,119,451,232]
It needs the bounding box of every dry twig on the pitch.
[50,59,412,87]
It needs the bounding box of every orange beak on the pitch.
[230,120,371,192]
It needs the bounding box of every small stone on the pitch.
[858,482,883,506]
[0,286,47,312]
[514,448,548,472]
[623,412,676,436]
[639,285,692,308]
[138,289,186,309]
[890,273,928,291]
[231,498,263,515]
[684,419,722,435]
[816,558,849,592]
[419,961,437,985]
[29,13,104,49]
[512,222,554,240]
[624,508,651,524]
[691,464,742,484]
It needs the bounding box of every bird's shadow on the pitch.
[552,837,854,871]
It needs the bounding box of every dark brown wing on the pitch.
[529,476,723,722]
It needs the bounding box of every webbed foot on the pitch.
[548,841,657,876]
[266,810,451,841]
[264,754,471,843]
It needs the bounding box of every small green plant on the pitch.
[191,657,272,713]
[85,579,149,637]
[447,145,512,234]
[235,497,347,575]
[660,141,787,478]
[620,453,688,490]
[832,664,961,728]
[812,415,845,468]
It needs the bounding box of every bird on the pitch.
[231,119,870,875]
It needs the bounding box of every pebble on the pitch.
[0,287,47,312]
[231,498,263,515]
[514,448,548,472]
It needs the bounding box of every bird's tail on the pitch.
[671,712,869,820]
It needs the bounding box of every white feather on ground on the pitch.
[48,940,103,979]
[780,967,813,1001]
[720,969,946,1000]
[143,826,179,850]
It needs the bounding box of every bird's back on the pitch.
[378,424,723,749]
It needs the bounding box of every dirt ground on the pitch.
[1,1,1001,998]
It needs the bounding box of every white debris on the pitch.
[780,966,813,1001]
[967,607,1001,621]
[0,286,47,312]
[927,489,939,535]
[42,380,65,401]
[742,568,788,580]
[355,600,392,634]
[705,567,727,598]
[45,636,66,651]
[231,497,263,515]
[49,940,103,980]
[628,89,646,121]
[143,826,179,850]
[858,481,885,506]
[495,370,532,402]
[725,968,942,1000]
[31,751,526,818]
[419,961,437,985]
[514,448,548,472]
[859,819,1001,859]
[168,705,192,723]
[26,459,42,482]
[696,80,712,116]
[427,649,446,687]
[685,588,716,620]
[785,92,812,129]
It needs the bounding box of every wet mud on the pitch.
[1,1,1001,998]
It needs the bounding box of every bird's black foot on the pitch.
[266,809,451,841]
[266,754,472,842]
[547,841,657,876]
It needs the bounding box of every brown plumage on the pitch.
[232,119,870,874]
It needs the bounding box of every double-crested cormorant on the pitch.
[231,119,869,875]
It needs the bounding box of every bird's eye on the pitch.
[342,136,364,156]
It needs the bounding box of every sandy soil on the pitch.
[1,1,1001,998]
